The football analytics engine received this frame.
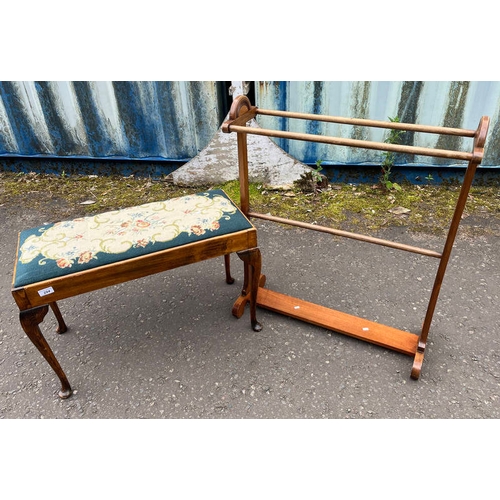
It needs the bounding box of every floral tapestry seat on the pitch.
[14,189,254,288]
[12,188,262,399]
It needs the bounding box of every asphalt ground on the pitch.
[2,200,500,419]
[1,196,499,497]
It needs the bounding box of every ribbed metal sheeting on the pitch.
[255,81,500,167]
[0,81,224,161]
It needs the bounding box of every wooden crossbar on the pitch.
[256,108,477,137]
[257,287,419,356]
[248,211,443,258]
[228,124,477,162]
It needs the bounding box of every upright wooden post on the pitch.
[237,131,250,216]
[223,96,257,298]
[222,95,256,217]
[411,116,490,379]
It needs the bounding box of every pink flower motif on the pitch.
[191,225,205,236]
[56,258,73,268]
[135,220,150,228]
[210,221,220,231]
[135,239,148,248]
[78,251,93,264]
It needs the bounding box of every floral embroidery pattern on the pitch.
[19,193,239,269]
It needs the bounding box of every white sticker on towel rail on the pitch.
[38,287,55,297]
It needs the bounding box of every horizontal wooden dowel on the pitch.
[249,212,443,258]
[256,108,477,137]
[229,124,475,162]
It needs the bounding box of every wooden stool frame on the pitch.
[12,195,263,399]
[222,95,489,380]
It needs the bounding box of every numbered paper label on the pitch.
[38,287,55,297]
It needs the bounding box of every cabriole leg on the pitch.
[236,248,263,332]
[224,254,235,284]
[20,306,73,399]
[49,301,68,334]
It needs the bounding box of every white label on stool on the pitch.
[38,286,55,297]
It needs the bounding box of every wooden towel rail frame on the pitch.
[222,95,490,379]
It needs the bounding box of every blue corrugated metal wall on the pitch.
[0,81,224,161]
[1,81,499,177]
[255,81,500,168]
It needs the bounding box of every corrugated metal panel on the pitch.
[2,81,499,172]
[0,81,223,161]
[255,81,500,167]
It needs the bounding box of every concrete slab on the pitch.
[167,117,314,187]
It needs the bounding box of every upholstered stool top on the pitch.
[13,189,252,288]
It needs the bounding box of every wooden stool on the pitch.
[12,189,262,398]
